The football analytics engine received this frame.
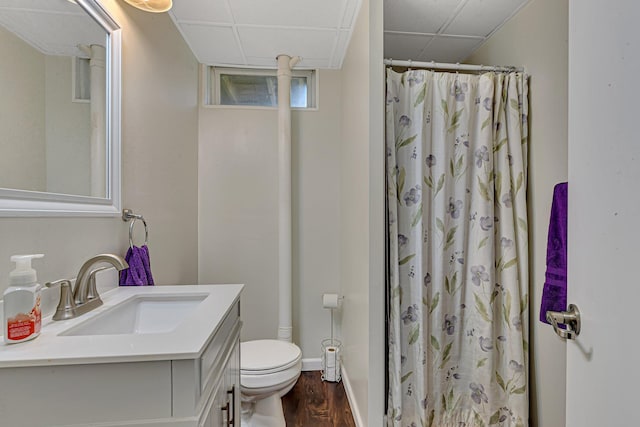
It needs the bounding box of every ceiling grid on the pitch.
[0,0,531,70]
[384,0,530,63]
[170,0,363,69]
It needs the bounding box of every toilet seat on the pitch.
[240,340,302,392]
[241,340,301,374]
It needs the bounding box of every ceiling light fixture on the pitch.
[122,0,172,13]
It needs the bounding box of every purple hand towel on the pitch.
[119,245,155,286]
[539,182,568,324]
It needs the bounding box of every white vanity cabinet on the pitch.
[173,300,241,427]
[0,285,243,427]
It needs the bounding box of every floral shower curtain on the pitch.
[386,69,529,427]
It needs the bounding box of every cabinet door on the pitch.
[202,338,240,427]
[201,380,227,427]
[226,339,241,424]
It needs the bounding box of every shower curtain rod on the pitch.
[384,58,524,73]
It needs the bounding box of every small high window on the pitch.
[72,56,91,102]
[205,67,316,109]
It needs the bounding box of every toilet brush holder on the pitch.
[321,338,342,383]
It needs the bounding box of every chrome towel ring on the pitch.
[122,209,149,249]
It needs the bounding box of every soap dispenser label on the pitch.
[7,296,41,341]
[7,313,35,340]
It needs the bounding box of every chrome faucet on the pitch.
[74,254,128,305]
[47,254,129,321]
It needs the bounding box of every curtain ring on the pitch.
[129,217,149,249]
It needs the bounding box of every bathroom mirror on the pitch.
[0,0,121,216]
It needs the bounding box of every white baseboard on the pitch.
[341,366,364,427]
[301,358,322,371]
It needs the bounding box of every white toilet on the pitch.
[240,339,302,427]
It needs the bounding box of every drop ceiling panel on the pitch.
[0,0,77,13]
[384,0,462,34]
[229,0,345,28]
[238,27,335,63]
[171,0,530,69]
[0,7,105,57]
[417,36,484,63]
[384,33,433,61]
[170,0,362,69]
[444,0,529,37]
[179,24,244,65]
[169,0,232,24]
[384,0,531,64]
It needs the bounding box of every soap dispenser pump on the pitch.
[3,254,44,344]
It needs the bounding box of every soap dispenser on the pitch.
[3,254,44,344]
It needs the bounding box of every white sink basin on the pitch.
[0,284,243,368]
[60,293,208,336]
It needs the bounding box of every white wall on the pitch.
[467,1,569,426]
[0,1,199,297]
[368,0,385,423]
[291,76,343,354]
[338,0,385,424]
[198,70,343,360]
[0,26,46,192]
[45,55,91,196]
[114,2,199,285]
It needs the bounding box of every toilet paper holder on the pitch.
[321,293,342,382]
[321,338,342,382]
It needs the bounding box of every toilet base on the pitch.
[241,394,285,427]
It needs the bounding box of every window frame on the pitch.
[71,56,91,103]
[203,65,318,110]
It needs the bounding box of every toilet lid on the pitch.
[241,339,302,374]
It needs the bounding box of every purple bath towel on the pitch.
[539,182,568,324]
[119,245,155,286]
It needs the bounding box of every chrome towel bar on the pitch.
[122,209,149,249]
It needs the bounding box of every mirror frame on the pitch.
[0,0,121,217]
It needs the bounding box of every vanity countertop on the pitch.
[0,284,243,368]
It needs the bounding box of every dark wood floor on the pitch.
[282,371,356,427]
